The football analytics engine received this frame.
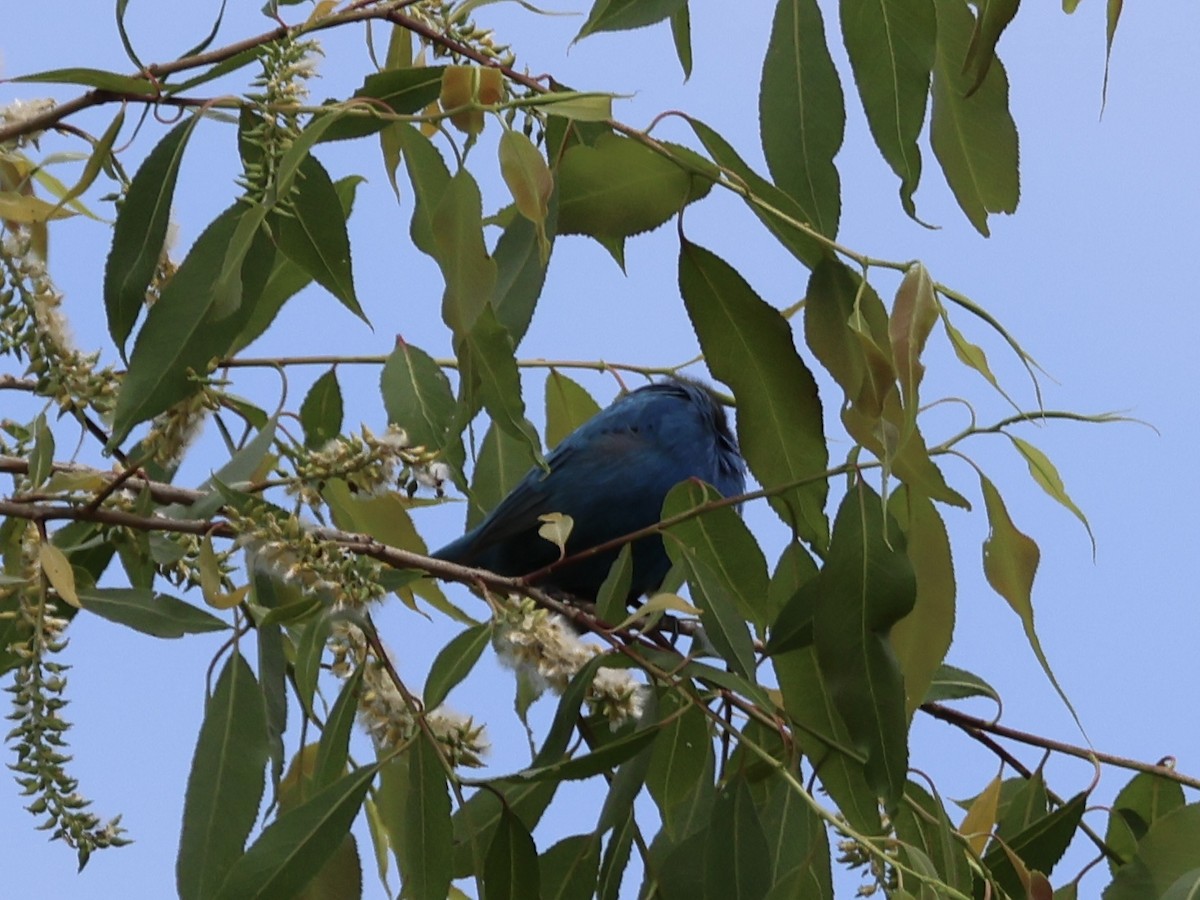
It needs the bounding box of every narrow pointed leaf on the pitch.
[485,807,541,900]
[703,775,772,899]
[813,482,914,810]
[759,0,845,237]
[888,488,955,719]
[312,665,364,791]
[575,0,686,39]
[930,0,1019,235]
[399,736,454,900]
[840,0,935,216]
[1009,436,1094,551]
[177,653,268,900]
[679,240,828,547]
[275,154,365,322]
[214,762,380,900]
[77,587,228,638]
[424,623,491,710]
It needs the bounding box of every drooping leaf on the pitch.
[669,4,693,79]
[540,833,601,900]
[485,807,542,900]
[962,0,1021,96]
[679,239,828,548]
[930,0,1020,235]
[894,781,972,895]
[110,205,264,447]
[435,169,497,336]
[671,547,757,678]
[982,790,1086,899]
[177,653,268,900]
[312,665,364,791]
[662,480,770,630]
[458,305,543,461]
[499,129,553,259]
[492,198,555,347]
[274,153,365,323]
[467,420,540,530]
[397,736,454,900]
[380,339,460,463]
[105,118,199,357]
[545,370,601,449]
[959,773,1002,855]
[575,0,687,40]
[645,697,713,839]
[703,774,773,899]
[214,762,380,900]
[759,0,845,238]
[813,482,915,811]
[1009,435,1095,552]
[888,488,955,719]
[839,0,935,217]
[772,647,883,836]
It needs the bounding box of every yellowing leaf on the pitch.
[1009,436,1095,553]
[199,533,224,608]
[960,773,1001,855]
[498,130,552,260]
[0,191,77,223]
[537,512,574,558]
[38,542,79,608]
[889,262,938,427]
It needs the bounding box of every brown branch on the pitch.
[922,701,1200,791]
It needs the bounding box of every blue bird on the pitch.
[432,377,746,602]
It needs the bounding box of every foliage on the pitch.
[0,1,1194,898]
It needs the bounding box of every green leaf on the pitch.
[1106,772,1186,871]
[983,790,1086,899]
[104,115,199,357]
[922,663,1001,706]
[300,368,344,449]
[232,175,364,354]
[678,240,828,548]
[499,129,553,259]
[686,118,824,267]
[839,0,935,217]
[759,771,832,892]
[317,66,446,142]
[294,611,335,717]
[275,154,365,322]
[1105,804,1200,900]
[894,781,971,896]
[467,420,539,530]
[492,200,554,348]
[435,168,497,337]
[669,4,693,79]
[962,0,1021,96]
[597,806,635,900]
[52,107,124,217]
[540,834,601,900]
[177,653,268,900]
[458,305,543,460]
[312,665,363,791]
[451,779,558,879]
[671,548,757,678]
[704,775,773,899]
[759,0,845,238]
[980,474,1081,731]
[517,726,660,783]
[1009,435,1095,552]
[930,0,1020,235]
[594,544,634,624]
[663,480,771,632]
[889,263,938,426]
[396,123,452,258]
[398,736,454,900]
[485,807,542,900]
[110,205,264,447]
[813,482,914,812]
[545,370,601,449]
[557,133,693,244]
[575,0,686,40]
[772,648,883,836]
[646,698,713,839]
[380,339,460,462]
[766,541,819,640]
[887,488,955,719]
[214,763,380,900]
[77,587,228,638]
[13,66,156,93]
[424,623,492,710]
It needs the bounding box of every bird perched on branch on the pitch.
[433,377,746,602]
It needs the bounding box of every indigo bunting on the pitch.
[433,377,746,601]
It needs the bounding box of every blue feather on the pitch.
[433,378,746,601]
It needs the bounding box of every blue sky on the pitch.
[2,1,1198,897]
